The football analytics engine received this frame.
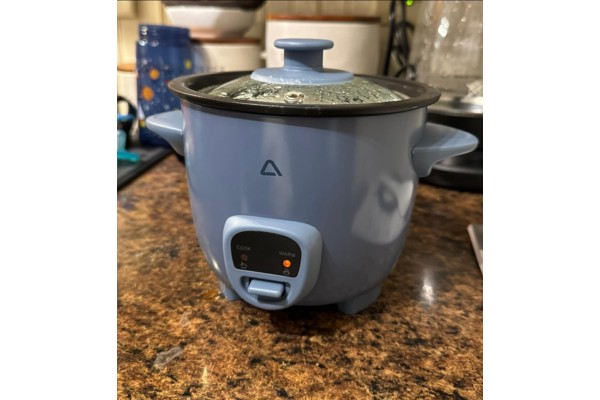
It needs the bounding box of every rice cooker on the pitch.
[146,39,478,314]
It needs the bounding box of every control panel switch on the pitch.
[247,279,285,299]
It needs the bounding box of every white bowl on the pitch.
[165,6,256,38]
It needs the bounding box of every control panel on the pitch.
[231,231,302,277]
[222,215,322,310]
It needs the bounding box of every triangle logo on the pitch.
[260,160,282,176]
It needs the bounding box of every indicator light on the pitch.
[283,259,291,268]
[240,254,248,262]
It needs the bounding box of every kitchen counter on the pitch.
[117,155,483,399]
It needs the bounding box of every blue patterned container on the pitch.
[136,24,193,147]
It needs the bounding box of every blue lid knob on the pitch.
[275,38,333,51]
[274,39,331,71]
[251,38,353,85]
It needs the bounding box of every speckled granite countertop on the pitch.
[118,155,483,400]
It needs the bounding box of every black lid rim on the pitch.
[168,71,441,117]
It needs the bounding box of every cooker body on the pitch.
[181,101,427,307]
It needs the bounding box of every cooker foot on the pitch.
[336,285,382,315]
[219,281,240,301]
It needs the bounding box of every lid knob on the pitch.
[251,38,353,85]
[275,38,332,71]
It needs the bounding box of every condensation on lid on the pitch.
[205,75,407,105]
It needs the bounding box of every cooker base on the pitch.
[219,280,383,315]
[336,285,382,315]
[219,281,240,301]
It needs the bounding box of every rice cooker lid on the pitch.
[169,38,441,116]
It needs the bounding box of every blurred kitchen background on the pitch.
[117,0,482,192]
[118,1,420,69]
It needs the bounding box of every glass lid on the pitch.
[205,39,404,105]
[207,76,405,105]
[168,38,441,116]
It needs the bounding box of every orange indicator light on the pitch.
[283,260,291,268]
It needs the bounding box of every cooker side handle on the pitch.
[412,123,479,178]
[145,110,184,155]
